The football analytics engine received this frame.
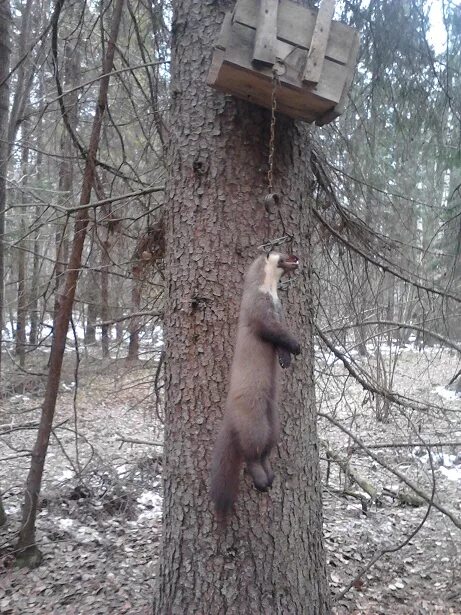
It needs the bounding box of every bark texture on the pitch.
[0,0,11,380]
[154,0,330,612]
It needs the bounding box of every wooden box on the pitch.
[207,0,360,125]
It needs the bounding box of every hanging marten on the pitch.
[210,252,300,520]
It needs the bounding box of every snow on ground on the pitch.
[0,348,460,614]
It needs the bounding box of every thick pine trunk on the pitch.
[154,1,330,612]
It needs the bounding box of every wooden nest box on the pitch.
[207,0,360,125]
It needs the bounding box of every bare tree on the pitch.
[15,0,126,567]
[0,0,11,380]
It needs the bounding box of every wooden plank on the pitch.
[212,60,324,122]
[207,13,359,123]
[302,0,336,85]
[207,14,233,87]
[207,47,226,87]
[316,29,360,125]
[234,0,354,65]
[215,12,233,51]
[252,0,279,66]
[227,22,345,104]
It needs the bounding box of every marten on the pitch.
[210,252,300,520]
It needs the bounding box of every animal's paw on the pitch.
[278,348,292,369]
[291,341,301,356]
[254,482,271,493]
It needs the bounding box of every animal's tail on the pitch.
[210,424,242,523]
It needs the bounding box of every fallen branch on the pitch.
[322,442,378,501]
[0,418,69,436]
[115,434,163,447]
[350,440,461,450]
[318,411,461,530]
[383,487,424,507]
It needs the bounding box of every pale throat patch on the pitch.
[259,253,283,303]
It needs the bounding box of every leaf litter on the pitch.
[0,349,460,613]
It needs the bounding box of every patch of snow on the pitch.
[58,469,74,481]
[137,508,162,522]
[434,386,459,401]
[5,505,20,515]
[76,525,103,543]
[439,466,461,482]
[58,518,74,530]
[117,464,128,475]
[136,490,162,523]
[10,394,31,402]
[137,490,162,509]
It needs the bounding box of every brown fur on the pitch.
[210,253,300,520]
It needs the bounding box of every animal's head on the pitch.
[266,252,299,276]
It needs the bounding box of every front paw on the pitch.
[291,341,301,356]
[278,348,292,368]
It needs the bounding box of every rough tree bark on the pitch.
[0,0,11,381]
[154,0,330,612]
[29,205,42,346]
[54,17,79,321]
[100,201,114,358]
[15,219,27,368]
[0,490,6,527]
[127,267,142,360]
[84,283,98,347]
[100,239,111,358]
[15,136,30,368]
[15,0,125,567]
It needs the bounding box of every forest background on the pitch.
[0,0,460,613]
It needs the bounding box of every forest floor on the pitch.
[0,346,460,614]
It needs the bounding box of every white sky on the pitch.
[428,0,461,53]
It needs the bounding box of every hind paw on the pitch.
[254,481,271,492]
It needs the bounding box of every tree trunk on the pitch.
[15,135,30,367]
[0,490,6,526]
[7,0,33,151]
[100,203,113,359]
[100,238,111,358]
[0,0,11,381]
[85,292,98,346]
[54,24,79,321]
[154,1,330,612]
[84,247,98,348]
[15,0,125,567]
[127,266,142,360]
[15,219,27,368]
[29,203,41,347]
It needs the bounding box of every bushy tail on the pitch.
[210,425,242,523]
